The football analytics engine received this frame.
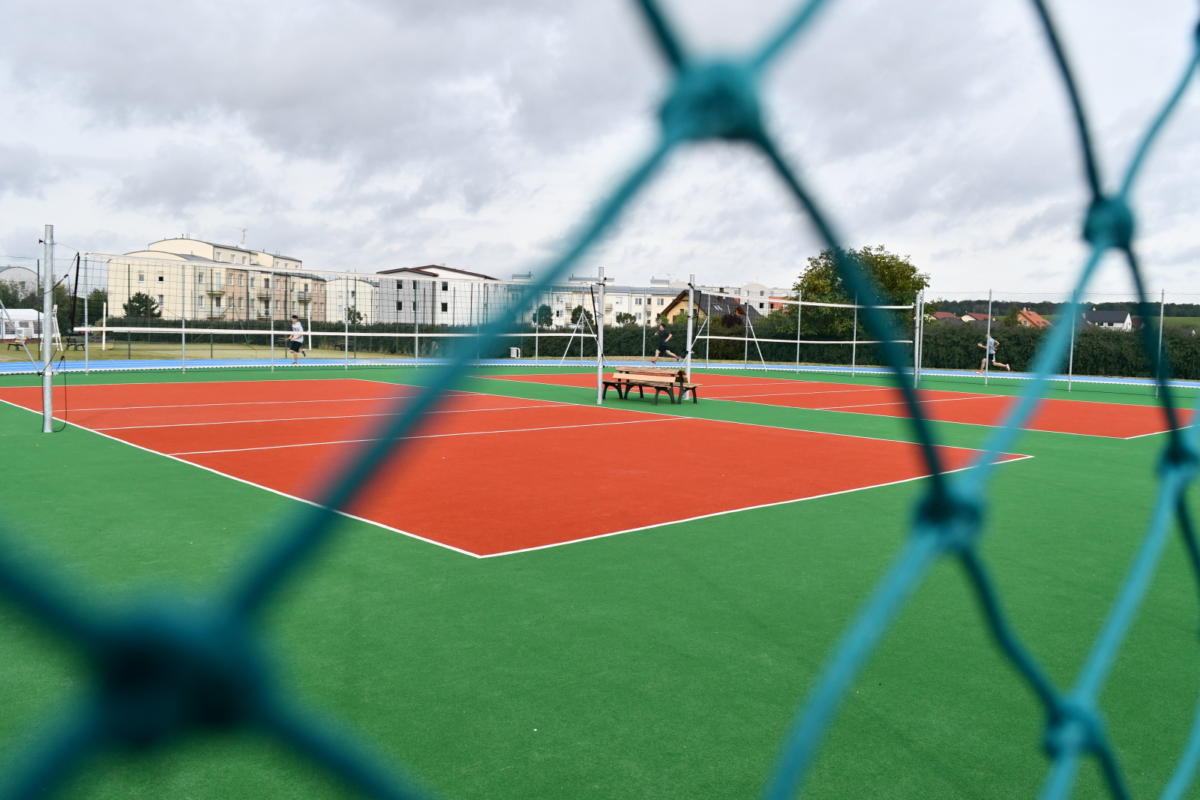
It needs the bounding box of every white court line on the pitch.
[819,394,996,411]
[707,387,894,401]
[479,454,1035,557]
[63,393,429,413]
[169,416,687,456]
[92,404,562,431]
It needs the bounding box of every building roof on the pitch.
[1084,310,1130,324]
[377,264,499,281]
[933,311,958,319]
[664,290,764,321]
[1017,308,1051,328]
[147,238,300,262]
[964,312,991,321]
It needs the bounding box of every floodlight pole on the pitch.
[685,274,694,382]
[41,224,54,433]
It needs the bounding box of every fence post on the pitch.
[685,274,695,382]
[83,295,90,374]
[795,289,802,367]
[181,314,187,373]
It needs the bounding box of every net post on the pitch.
[742,290,750,367]
[82,294,89,374]
[306,303,312,361]
[684,274,694,382]
[705,293,711,365]
[343,286,349,370]
[101,300,107,352]
[1155,289,1165,399]
[41,224,54,434]
[181,314,187,373]
[596,265,606,404]
[795,289,802,367]
[269,272,276,373]
[983,289,993,386]
[1067,310,1076,392]
[907,291,916,391]
[851,293,858,378]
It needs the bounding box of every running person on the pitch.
[651,321,681,364]
[287,314,307,364]
[977,334,1010,372]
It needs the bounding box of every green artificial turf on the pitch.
[0,365,1196,799]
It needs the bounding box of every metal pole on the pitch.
[181,314,187,372]
[742,292,749,367]
[344,284,350,369]
[705,294,712,366]
[83,295,90,374]
[269,277,276,372]
[907,291,916,391]
[851,294,858,378]
[101,300,107,351]
[795,289,802,367]
[983,289,993,387]
[684,274,695,382]
[41,224,54,433]
[596,266,606,404]
[641,291,647,360]
[1067,311,1076,392]
[1155,289,1165,398]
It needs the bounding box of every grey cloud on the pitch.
[0,145,60,197]
[101,144,276,216]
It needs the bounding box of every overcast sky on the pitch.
[0,0,1196,301]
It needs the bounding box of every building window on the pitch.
[440,302,448,312]
[758,303,764,309]
[157,275,164,282]
[657,298,664,306]
[635,298,642,305]
[264,278,270,289]
[157,295,164,307]
[441,281,448,291]
[249,277,255,288]
[214,297,221,309]
[396,301,403,311]
[555,309,562,318]
[137,272,145,282]
[197,272,205,283]
[303,283,308,292]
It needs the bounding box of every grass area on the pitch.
[0,365,1196,798]
[0,340,402,363]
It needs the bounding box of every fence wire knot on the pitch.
[1082,195,1135,249]
[94,607,267,749]
[658,59,765,144]
[1043,698,1104,759]
[915,484,983,553]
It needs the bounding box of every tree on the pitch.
[570,305,594,328]
[533,304,553,327]
[615,312,637,326]
[123,291,161,318]
[793,245,929,337]
[345,306,364,325]
[87,289,108,323]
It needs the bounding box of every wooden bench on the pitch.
[5,337,26,351]
[602,366,700,405]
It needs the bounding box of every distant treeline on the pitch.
[929,299,1200,317]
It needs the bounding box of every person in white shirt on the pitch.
[287,315,307,364]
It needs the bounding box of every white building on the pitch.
[0,308,55,341]
[105,238,326,322]
[326,276,380,324]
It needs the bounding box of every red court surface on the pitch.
[487,372,1189,439]
[0,379,1026,557]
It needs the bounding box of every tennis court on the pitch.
[0,378,1025,557]
[489,371,1190,438]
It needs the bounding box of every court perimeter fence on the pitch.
[0,1,1198,800]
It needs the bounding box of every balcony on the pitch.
[204,285,225,296]
[296,292,312,304]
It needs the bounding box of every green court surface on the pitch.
[1,365,1197,799]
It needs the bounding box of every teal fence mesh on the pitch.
[2,1,1198,797]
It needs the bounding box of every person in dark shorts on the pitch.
[976,334,1010,373]
[651,321,681,364]
[287,314,306,364]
